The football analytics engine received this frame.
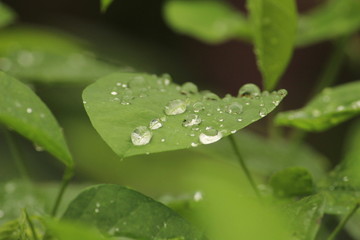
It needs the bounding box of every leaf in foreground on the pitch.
[247,0,297,90]
[62,184,206,240]
[0,2,15,29]
[164,0,250,44]
[83,73,286,158]
[283,194,325,240]
[0,27,117,83]
[0,72,73,166]
[276,81,360,131]
[297,0,360,46]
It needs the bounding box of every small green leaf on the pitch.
[283,195,325,240]
[297,0,360,46]
[0,27,117,83]
[164,0,250,44]
[62,184,206,240]
[270,167,314,198]
[247,0,297,90]
[83,73,286,158]
[100,0,113,13]
[0,2,15,28]
[276,81,360,132]
[0,72,73,166]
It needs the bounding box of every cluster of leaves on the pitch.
[1,0,360,239]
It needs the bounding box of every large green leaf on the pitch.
[83,72,286,158]
[0,27,117,83]
[0,72,73,166]
[0,2,15,28]
[270,167,314,198]
[247,0,297,90]
[62,184,206,240]
[163,0,250,44]
[276,81,360,132]
[297,0,360,46]
[100,0,114,12]
[283,195,325,240]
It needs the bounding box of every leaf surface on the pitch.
[62,184,206,240]
[0,27,117,83]
[0,72,73,166]
[83,73,286,158]
[164,0,250,44]
[101,0,114,12]
[297,0,360,46]
[247,0,297,90]
[276,81,360,131]
[0,2,15,28]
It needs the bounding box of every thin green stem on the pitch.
[24,209,39,240]
[3,129,30,180]
[51,166,74,217]
[327,203,359,240]
[228,135,261,198]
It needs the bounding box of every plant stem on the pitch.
[24,209,39,240]
[228,135,260,198]
[3,129,30,181]
[51,166,74,217]
[327,203,359,240]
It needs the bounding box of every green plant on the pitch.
[1,0,360,239]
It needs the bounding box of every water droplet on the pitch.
[259,108,267,117]
[26,108,32,113]
[343,176,349,182]
[116,82,122,86]
[40,113,45,118]
[203,92,220,101]
[17,50,35,67]
[0,210,4,218]
[193,102,205,112]
[352,100,360,109]
[181,82,198,94]
[164,99,187,115]
[121,89,133,105]
[95,208,99,213]
[194,191,203,201]
[226,102,243,114]
[277,89,287,96]
[161,138,165,142]
[312,109,321,117]
[199,128,223,144]
[237,118,243,122]
[191,142,198,147]
[160,73,172,86]
[231,130,237,134]
[183,114,201,127]
[34,143,44,152]
[149,119,163,130]
[218,118,224,122]
[238,84,261,98]
[96,202,101,208]
[160,116,167,122]
[131,126,152,146]
[83,100,87,104]
[336,105,345,112]
[110,91,118,95]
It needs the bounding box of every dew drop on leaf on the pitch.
[131,126,152,146]
[149,119,163,130]
[238,83,261,98]
[160,73,172,86]
[193,102,205,112]
[199,128,223,144]
[26,107,32,113]
[180,82,198,95]
[202,92,220,101]
[259,108,267,117]
[226,102,243,114]
[164,99,187,115]
[182,114,202,127]
[110,91,118,96]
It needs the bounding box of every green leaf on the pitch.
[0,27,117,83]
[247,0,297,90]
[0,72,73,166]
[270,167,314,198]
[0,2,15,28]
[62,184,206,240]
[100,0,114,13]
[83,73,286,158]
[297,0,360,46]
[163,0,250,44]
[0,212,37,240]
[275,81,360,132]
[283,195,325,240]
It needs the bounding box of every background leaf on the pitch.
[0,27,117,83]
[62,184,206,240]
[0,72,73,166]
[297,0,360,46]
[83,72,286,158]
[163,0,250,44]
[275,81,360,131]
[0,2,15,29]
[100,0,114,12]
[247,0,297,90]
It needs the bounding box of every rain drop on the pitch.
[191,142,198,147]
[336,105,345,112]
[131,126,152,146]
[149,119,163,130]
[161,138,166,142]
[26,108,32,113]
[183,114,202,127]
[164,99,187,115]
[160,73,172,86]
[259,108,267,117]
[203,92,220,101]
[181,82,198,95]
[110,91,118,96]
[199,128,223,144]
[226,102,243,114]
[238,84,261,98]
[193,191,203,201]
[193,102,205,112]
